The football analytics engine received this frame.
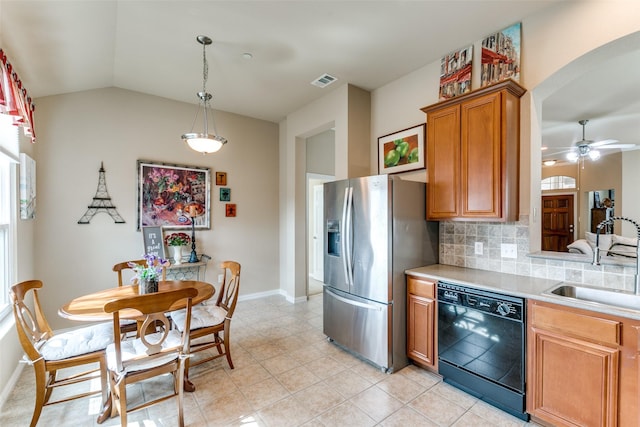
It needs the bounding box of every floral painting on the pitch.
[137,160,210,230]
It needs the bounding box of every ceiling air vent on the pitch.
[311,73,338,88]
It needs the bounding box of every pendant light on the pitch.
[181,35,227,154]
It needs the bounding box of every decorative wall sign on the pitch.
[215,171,227,186]
[137,160,210,230]
[78,162,125,224]
[481,22,521,87]
[225,203,236,217]
[220,187,231,201]
[142,226,166,259]
[439,45,473,100]
[19,153,36,219]
[378,124,425,175]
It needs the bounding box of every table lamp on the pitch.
[186,203,203,263]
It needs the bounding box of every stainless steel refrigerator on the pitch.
[323,174,439,373]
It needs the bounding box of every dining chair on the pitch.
[104,287,197,427]
[112,259,168,337]
[170,261,241,387]
[10,280,113,427]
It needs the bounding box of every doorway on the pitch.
[307,173,333,295]
[541,194,575,252]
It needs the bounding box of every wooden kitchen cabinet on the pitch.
[527,300,640,427]
[421,80,525,221]
[406,275,437,371]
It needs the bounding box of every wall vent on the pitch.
[311,73,338,88]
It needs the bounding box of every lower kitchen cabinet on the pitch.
[406,275,437,370]
[527,300,640,427]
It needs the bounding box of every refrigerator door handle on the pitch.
[340,187,350,286]
[345,186,354,286]
[325,288,383,311]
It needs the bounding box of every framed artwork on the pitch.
[378,124,425,175]
[215,171,227,186]
[481,22,521,87]
[225,203,236,217]
[220,187,231,202]
[439,45,473,100]
[19,153,36,219]
[142,226,166,259]
[137,160,210,230]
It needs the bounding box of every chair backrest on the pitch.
[104,287,197,373]
[113,259,167,286]
[10,280,54,362]
[216,261,241,319]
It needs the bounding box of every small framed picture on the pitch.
[378,124,425,175]
[220,187,231,202]
[225,203,236,217]
[216,171,227,186]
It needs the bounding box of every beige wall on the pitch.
[28,87,279,332]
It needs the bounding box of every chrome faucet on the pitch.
[592,216,640,294]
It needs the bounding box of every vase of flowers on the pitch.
[129,254,167,294]
[164,232,191,265]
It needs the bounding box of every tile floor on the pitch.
[0,293,542,426]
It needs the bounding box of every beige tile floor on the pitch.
[0,294,543,426]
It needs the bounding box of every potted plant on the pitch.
[129,254,167,293]
[164,232,191,265]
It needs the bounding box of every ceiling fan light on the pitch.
[566,152,579,162]
[543,159,557,166]
[588,149,601,160]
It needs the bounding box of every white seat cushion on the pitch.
[106,330,183,372]
[40,322,113,361]
[170,304,227,331]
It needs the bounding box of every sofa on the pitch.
[567,232,638,259]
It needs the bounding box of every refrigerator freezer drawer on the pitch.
[323,287,391,371]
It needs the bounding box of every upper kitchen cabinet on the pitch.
[421,80,525,221]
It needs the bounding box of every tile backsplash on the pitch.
[438,215,638,292]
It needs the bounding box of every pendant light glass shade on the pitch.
[181,35,227,154]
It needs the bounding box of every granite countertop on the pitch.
[406,264,640,320]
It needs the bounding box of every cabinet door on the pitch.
[528,328,619,427]
[406,276,436,369]
[407,293,435,368]
[460,91,502,218]
[426,104,460,220]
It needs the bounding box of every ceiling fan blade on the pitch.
[595,143,636,149]
[589,139,619,147]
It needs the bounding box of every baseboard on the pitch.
[0,362,24,412]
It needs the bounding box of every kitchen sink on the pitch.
[544,283,640,311]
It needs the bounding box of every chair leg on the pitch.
[30,362,47,427]
[223,328,234,369]
[117,379,127,427]
[43,368,56,403]
[177,360,186,427]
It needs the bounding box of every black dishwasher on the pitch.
[437,281,528,421]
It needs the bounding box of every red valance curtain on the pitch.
[0,49,36,143]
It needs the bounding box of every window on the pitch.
[541,175,576,191]
[0,115,18,319]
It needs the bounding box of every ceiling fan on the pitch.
[562,119,636,162]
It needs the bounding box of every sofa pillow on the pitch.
[567,239,593,256]
[585,232,613,251]
[608,235,638,258]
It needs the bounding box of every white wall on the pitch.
[31,87,279,330]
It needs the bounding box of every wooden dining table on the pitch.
[59,279,215,421]
[59,280,215,321]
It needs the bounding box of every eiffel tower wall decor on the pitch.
[137,160,210,231]
[78,162,126,224]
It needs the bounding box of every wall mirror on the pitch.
[537,37,640,264]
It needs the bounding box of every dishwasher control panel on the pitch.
[437,281,524,321]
